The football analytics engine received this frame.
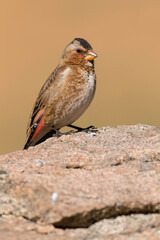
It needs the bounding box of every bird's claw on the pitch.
[81,125,98,133]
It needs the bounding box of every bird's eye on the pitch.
[76,49,82,53]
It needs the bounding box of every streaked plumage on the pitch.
[24,38,98,149]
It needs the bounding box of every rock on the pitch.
[0,124,160,239]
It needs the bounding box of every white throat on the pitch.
[86,61,93,67]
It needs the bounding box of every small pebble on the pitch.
[35,159,46,165]
[90,132,96,137]
[51,192,58,203]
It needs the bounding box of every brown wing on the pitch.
[25,67,58,139]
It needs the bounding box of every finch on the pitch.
[24,38,98,149]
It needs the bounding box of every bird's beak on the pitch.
[85,50,98,61]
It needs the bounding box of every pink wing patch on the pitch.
[32,108,45,140]
[32,120,44,140]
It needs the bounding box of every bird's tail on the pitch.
[23,127,57,150]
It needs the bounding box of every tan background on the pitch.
[1,0,160,155]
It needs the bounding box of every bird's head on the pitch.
[60,38,98,67]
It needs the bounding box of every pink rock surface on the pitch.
[0,124,160,239]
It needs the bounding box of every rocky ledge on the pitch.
[0,124,160,240]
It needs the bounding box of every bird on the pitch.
[23,38,98,149]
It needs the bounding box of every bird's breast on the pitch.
[45,67,96,128]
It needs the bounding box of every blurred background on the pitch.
[1,0,160,155]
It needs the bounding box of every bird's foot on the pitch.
[81,125,98,133]
[51,127,62,137]
[67,124,98,133]
[52,126,75,137]
[62,130,75,136]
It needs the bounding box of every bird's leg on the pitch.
[51,126,74,137]
[67,124,97,133]
[51,126,63,137]
[67,124,84,131]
